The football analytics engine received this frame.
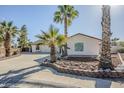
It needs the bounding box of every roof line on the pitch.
[32,33,102,45]
[69,33,101,41]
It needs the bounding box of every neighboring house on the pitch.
[31,40,50,53]
[31,33,101,56]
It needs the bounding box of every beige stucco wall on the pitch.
[32,45,50,53]
[31,45,37,52]
[67,34,101,56]
[31,34,101,55]
[40,45,50,53]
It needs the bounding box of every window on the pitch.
[36,45,40,50]
[75,42,84,51]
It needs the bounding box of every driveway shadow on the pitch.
[0,65,45,88]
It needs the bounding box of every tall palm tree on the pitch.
[0,21,17,57]
[54,5,79,56]
[18,25,29,51]
[99,5,114,70]
[36,25,66,62]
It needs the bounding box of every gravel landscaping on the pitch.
[53,54,122,71]
[111,54,122,67]
[56,58,99,71]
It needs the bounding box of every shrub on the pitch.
[13,51,18,55]
[118,48,124,53]
[119,41,124,47]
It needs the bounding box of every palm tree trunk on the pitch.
[4,32,11,57]
[50,45,56,63]
[99,5,113,70]
[64,16,68,56]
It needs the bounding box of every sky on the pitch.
[0,5,124,42]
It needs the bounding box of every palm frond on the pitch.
[0,21,6,27]
[54,11,63,23]
[67,18,72,26]
[36,25,67,47]
[54,5,79,28]
[56,35,67,46]
[8,21,13,28]
[49,25,59,38]
[58,5,65,13]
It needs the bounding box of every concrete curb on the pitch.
[40,63,124,78]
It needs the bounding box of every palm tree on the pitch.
[18,25,29,51]
[99,5,114,70]
[0,21,17,57]
[36,25,66,63]
[54,5,79,56]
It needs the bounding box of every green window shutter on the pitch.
[75,42,84,51]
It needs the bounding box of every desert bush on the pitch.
[119,41,124,47]
[12,51,18,55]
[118,48,124,53]
[11,48,20,55]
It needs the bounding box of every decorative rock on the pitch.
[104,69,111,72]
[40,60,124,78]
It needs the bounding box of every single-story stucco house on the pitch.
[31,33,102,56]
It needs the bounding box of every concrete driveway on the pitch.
[0,53,48,75]
[0,53,124,88]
